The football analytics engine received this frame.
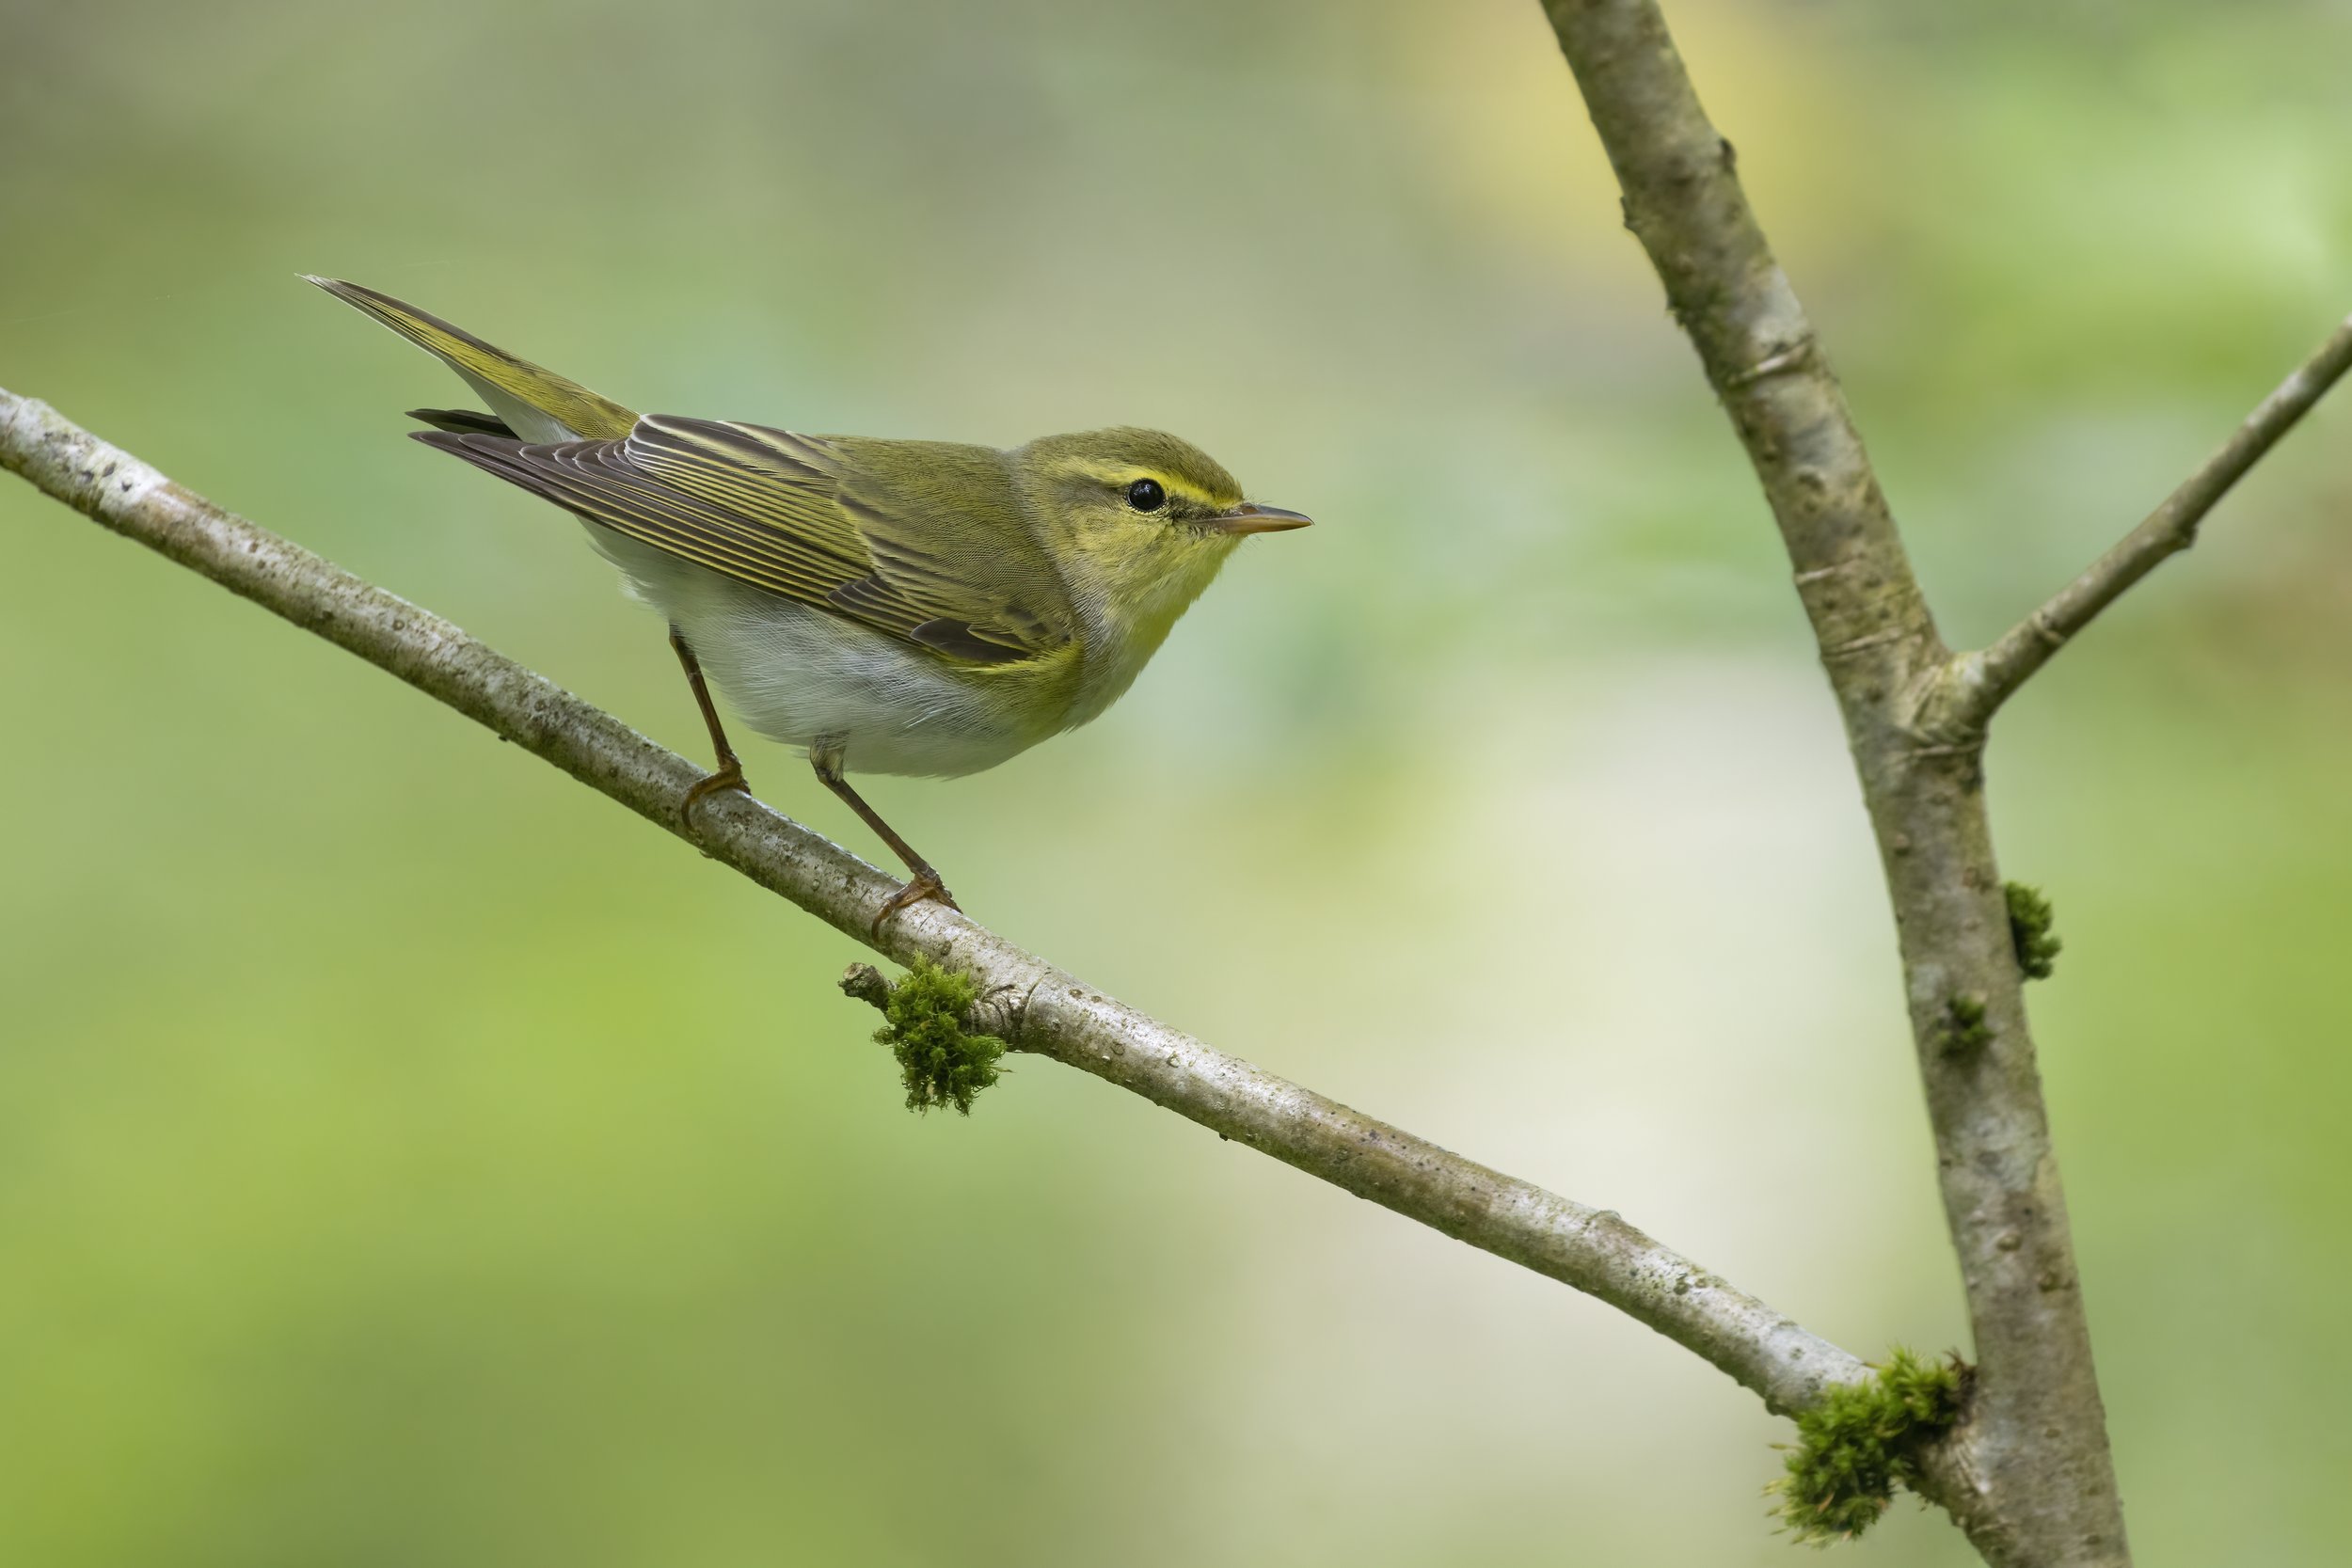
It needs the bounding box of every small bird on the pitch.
[307,277,1311,929]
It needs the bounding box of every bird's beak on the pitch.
[1206,502,1313,534]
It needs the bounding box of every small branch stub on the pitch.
[843,959,1007,1115]
[1771,1349,1971,1545]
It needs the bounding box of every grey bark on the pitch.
[8,10,2342,1547]
[1535,1,2344,1561]
[0,385,1864,1418]
[1536,3,2123,1558]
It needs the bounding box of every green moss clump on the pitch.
[2005,882,2061,981]
[872,958,1006,1116]
[1771,1349,1968,1544]
[1937,995,1991,1057]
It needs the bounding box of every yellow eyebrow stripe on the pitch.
[1071,464,1225,510]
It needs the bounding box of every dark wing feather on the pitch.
[406,407,517,436]
[414,416,1072,663]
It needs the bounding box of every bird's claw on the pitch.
[681,761,753,826]
[870,871,959,939]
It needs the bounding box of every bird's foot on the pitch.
[681,760,753,826]
[870,870,960,939]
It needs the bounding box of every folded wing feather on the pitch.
[414,415,1073,665]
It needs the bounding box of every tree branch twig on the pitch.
[0,384,1866,1418]
[1929,313,2352,736]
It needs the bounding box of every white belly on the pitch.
[582,523,1050,778]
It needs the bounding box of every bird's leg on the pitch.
[810,738,960,935]
[669,626,753,817]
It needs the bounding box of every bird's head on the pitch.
[1012,427,1310,632]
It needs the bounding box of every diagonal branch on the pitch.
[1929,312,2352,736]
[0,384,1865,1418]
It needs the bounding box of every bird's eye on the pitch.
[1125,478,1166,513]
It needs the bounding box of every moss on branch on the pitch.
[854,958,1007,1116]
[2005,882,2061,981]
[1771,1349,1969,1544]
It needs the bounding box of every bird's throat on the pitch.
[1058,532,1242,730]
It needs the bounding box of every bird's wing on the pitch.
[416,416,1074,664]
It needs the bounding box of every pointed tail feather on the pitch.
[303,276,638,442]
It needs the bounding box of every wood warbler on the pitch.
[307,277,1311,928]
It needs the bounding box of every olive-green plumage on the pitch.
[306,276,1311,924]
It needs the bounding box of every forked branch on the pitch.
[1535,1,2158,1560]
[16,9,2336,1554]
[1929,312,2352,736]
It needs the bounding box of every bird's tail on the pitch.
[302,276,638,443]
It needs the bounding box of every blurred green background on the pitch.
[5,1,2348,1561]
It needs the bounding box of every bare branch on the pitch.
[1539,0,1938,693]
[0,384,1866,1418]
[1931,312,2352,735]
[1538,2,2130,1560]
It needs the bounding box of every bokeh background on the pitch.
[5,1,2349,1561]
